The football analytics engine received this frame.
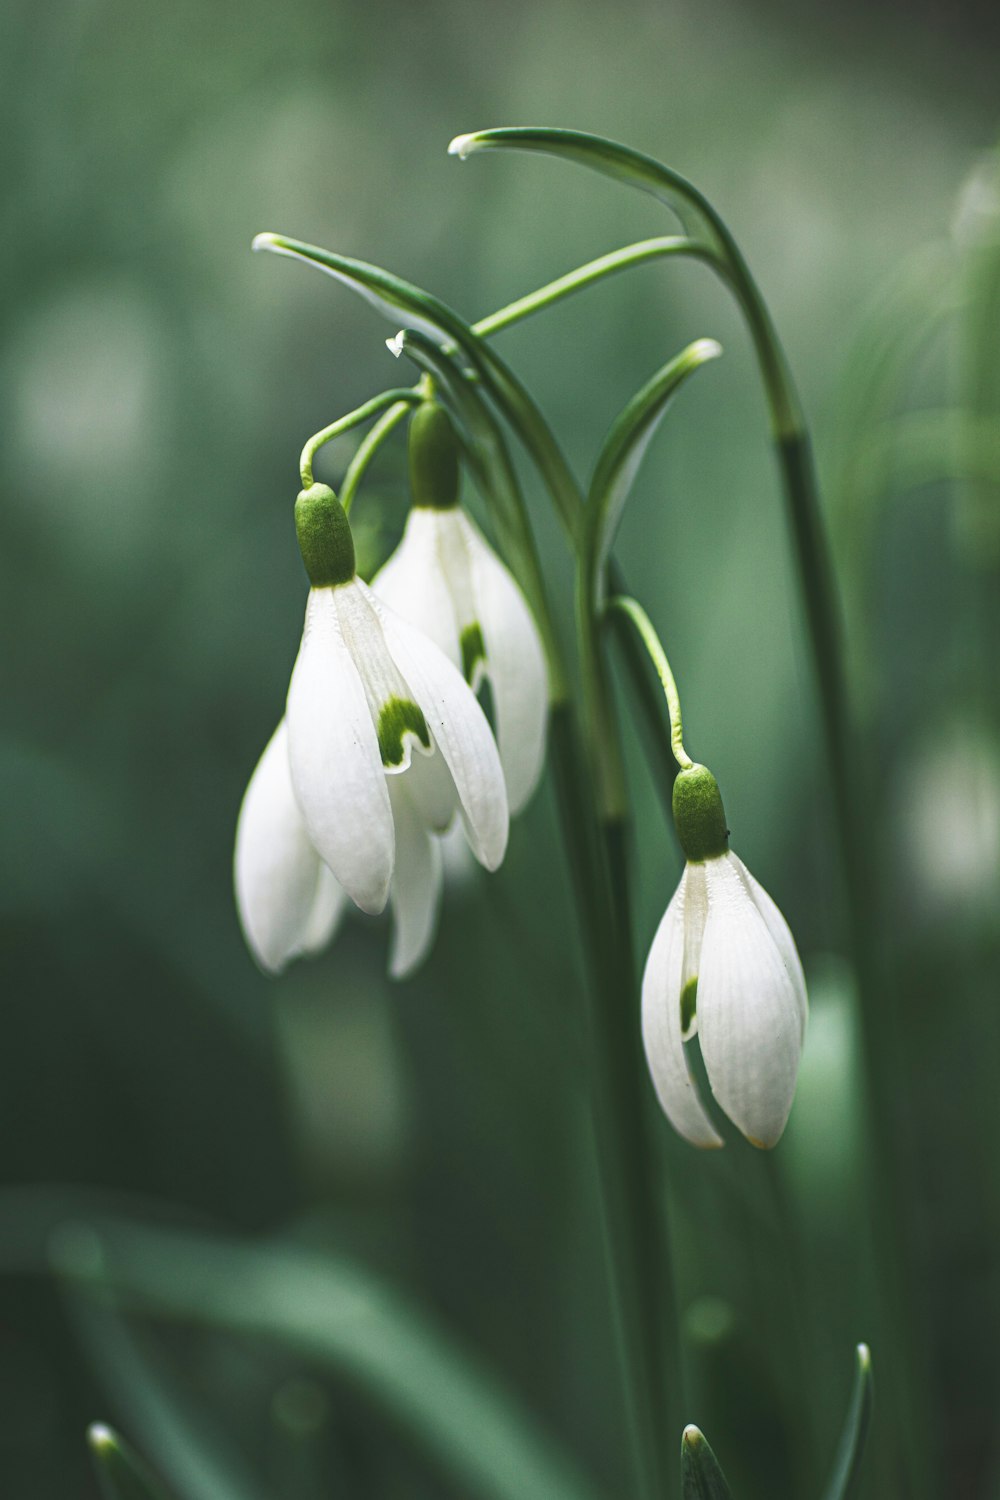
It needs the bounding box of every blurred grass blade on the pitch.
[58,1244,271,1500]
[822,1344,873,1500]
[88,1424,175,1500]
[62,1217,603,1500]
[681,1426,734,1500]
[585,338,722,601]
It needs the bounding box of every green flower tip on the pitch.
[294,484,356,588]
[672,763,729,863]
[409,402,460,510]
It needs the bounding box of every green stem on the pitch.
[472,237,710,339]
[548,710,673,1500]
[339,398,414,515]
[605,597,693,771]
[299,388,422,489]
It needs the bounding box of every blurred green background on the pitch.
[2,0,1000,1497]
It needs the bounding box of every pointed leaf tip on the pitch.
[821,1341,874,1500]
[86,1422,174,1500]
[681,1424,734,1500]
[448,134,475,159]
[386,332,405,358]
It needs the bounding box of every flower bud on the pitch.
[408,402,460,510]
[294,483,356,588]
[672,763,729,862]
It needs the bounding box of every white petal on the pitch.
[729,851,808,1044]
[458,510,549,815]
[402,742,458,833]
[641,870,724,1149]
[387,776,443,979]
[696,852,804,1149]
[371,510,463,670]
[300,863,348,956]
[286,588,394,915]
[364,582,509,872]
[234,722,324,973]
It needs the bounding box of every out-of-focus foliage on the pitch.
[1,1,998,1498]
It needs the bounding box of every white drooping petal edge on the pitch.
[368,582,509,872]
[371,510,462,673]
[372,506,549,816]
[641,870,724,1149]
[696,851,805,1149]
[387,774,443,979]
[300,863,348,957]
[732,852,808,1043]
[234,721,345,973]
[286,588,395,915]
[459,510,548,815]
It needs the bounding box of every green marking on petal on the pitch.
[460,622,486,683]
[680,977,698,1036]
[377,696,430,768]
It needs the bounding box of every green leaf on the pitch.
[585,338,722,602]
[65,1217,603,1500]
[822,1344,874,1500]
[680,1426,734,1500]
[449,127,723,252]
[448,127,800,439]
[253,232,582,539]
[88,1425,175,1500]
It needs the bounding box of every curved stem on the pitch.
[605,597,692,771]
[473,237,713,339]
[339,399,413,516]
[299,388,421,489]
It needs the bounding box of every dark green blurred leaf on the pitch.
[60,1216,603,1500]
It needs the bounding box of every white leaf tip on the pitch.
[386,332,405,358]
[252,232,281,253]
[448,134,475,159]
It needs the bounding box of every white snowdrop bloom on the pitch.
[642,764,807,1150]
[372,403,548,815]
[233,481,507,976]
[234,720,445,979]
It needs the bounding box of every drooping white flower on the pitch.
[233,481,507,977]
[372,403,548,815]
[642,764,807,1150]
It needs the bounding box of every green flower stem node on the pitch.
[409,401,460,509]
[673,764,729,862]
[294,483,356,587]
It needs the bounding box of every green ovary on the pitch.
[460,622,486,683]
[377,696,431,768]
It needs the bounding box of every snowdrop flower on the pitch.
[642,763,807,1150]
[234,481,508,976]
[372,403,548,814]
